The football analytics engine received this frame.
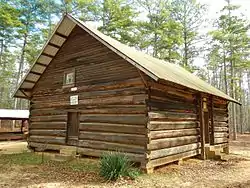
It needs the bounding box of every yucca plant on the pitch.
[99,151,138,181]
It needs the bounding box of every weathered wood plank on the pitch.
[147,149,201,168]
[149,128,199,139]
[148,111,197,121]
[147,81,195,101]
[32,94,147,108]
[214,137,228,144]
[30,122,66,129]
[80,114,147,125]
[78,140,145,154]
[33,77,143,96]
[29,135,65,144]
[150,143,201,159]
[29,129,66,137]
[214,132,229,138]
[213,116,228,122]
[79,131,147,146]
[79,122,146,134]
[214,122,228,127]
[33,86,146,102]
[30,115,67,122]
[214,127,229,132]
[148,121,198,131]
[147,100,196,112]
[148,135,199,150]
[31,109,65,116]
[29,142,63,150]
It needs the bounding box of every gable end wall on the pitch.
[29,26,148,163]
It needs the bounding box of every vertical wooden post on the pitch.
[199,95,206,160]
[210,96,215,145]
[21,119,24,133]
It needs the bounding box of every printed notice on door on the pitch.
[70,95,78,105]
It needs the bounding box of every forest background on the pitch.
[0,0,249,136]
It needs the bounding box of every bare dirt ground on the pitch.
[0,141,28,154]
[0,135,250,188]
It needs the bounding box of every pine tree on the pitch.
[171,0,207,69]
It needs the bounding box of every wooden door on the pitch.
[67,112,79,145]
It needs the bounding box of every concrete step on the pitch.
[205,145,228,160]
[53,154,74,162]
[60,146,77,155]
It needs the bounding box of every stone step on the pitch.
[53,154,74,162]
[60,146,77,155]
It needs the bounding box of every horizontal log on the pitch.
[29,142,64,151]
[147,100,196,112]
[31,109,65,116]
[77,148,145,162]
[29,129,66,137]
[32,94,147,108]
[33,86,146,103]
[150,143,201,159]
[79,122,146,134]
[214,132,229,138]
[213,107,227,112]
[29,135,65,144]
[148,111,197,121]
[30,122,66,129]
[30,115,67,122]
[148,135,199,150]
[149,91,195,105]
[148,121,198,131]
[147,149,201,168]
[78,94,147,105]
[33,77,143,96]
[78,140,145,154]
[214,122,228,127]
[214,137,228,144]
[214,127,228,132]
[149,128,199,139]
[80,114,147,125]
[213,116,228,122]
[79,131,147,146]
[77,107,147,114]
[147,81,195,101]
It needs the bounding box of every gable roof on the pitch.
[14,14,239,104]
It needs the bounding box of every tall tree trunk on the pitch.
[0,39,3,65]
[223,51,228,95]
[15,33,28,109]
[183,30,188,67]
[247,71,250,131]
[0,39,4,104]
[239,71,243,134]
[230,58,237,140]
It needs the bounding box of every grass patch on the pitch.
[0,152,47,166]
[100,151,141,181]
[0,152,99,174]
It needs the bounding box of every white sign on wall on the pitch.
[70,95,78,105]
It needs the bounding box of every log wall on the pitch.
[145,80,201,169]
[28,24,230,169]
[29,25,148,162]
[212,98,229,145]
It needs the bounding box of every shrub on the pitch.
[99,151,140,181]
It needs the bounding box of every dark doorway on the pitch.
[204,111,210,144]
[67,112,79,145]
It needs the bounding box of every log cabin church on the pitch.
[14,14,239,173]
